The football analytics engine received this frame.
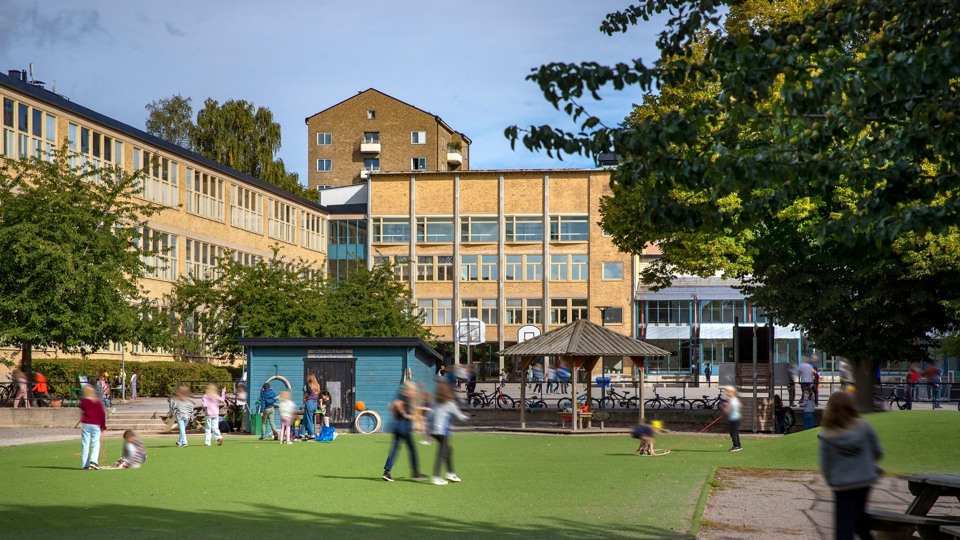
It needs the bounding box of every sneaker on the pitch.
[413,474,429,481]
[730,446,742,452]
[445,473,461,483]
[258,437,265,441]
[382,471,394,482]
[88,463,101,470]
[431,476,449,485]
[217,438,223,446]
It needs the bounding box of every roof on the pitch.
[303,88,472,144]
[499,319,671,358]
[0,71,327,213]
[238,337,443,363]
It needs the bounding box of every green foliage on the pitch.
[0,147,171,374]
[32,358,232,398]
[144,94,195,149]
[167,249,430,359]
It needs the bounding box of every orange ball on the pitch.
[355,401,366,412]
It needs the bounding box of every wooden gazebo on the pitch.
[498,319,671,430]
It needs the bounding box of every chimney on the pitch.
[7,69,21,80]
[21,70,27,82]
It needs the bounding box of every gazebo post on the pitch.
[633,356,645,422]
[520,356,528,429]
[570,356,578,432]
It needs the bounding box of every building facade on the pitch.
[305,89,470,190]
[0,69,330,363]
[362,169,635,374]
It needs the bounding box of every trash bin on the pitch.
[249,406,262,435]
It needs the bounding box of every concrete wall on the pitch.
[0,408,80,428]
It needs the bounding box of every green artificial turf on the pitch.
[0,411,956,540]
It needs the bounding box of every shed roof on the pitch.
[238,337,442,363]
[498,319,670,358]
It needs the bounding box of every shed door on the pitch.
[304,360,356,428]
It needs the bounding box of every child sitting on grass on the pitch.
[633,419,658,456]
[106,430,147,469]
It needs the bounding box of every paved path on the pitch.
[698,469,960,539]
[0,427,129,447]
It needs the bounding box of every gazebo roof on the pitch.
[498,319,671,358]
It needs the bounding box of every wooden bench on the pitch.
[558,411,592,429]
[868,508,960,540]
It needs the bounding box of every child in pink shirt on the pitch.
[201,384,226,446]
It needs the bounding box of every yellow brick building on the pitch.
[305,89,470,190]
[0,70,329,363]
[365,169,636,372]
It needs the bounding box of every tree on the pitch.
[192,98,306,196]
[507,0,960,408]
[167,250,429,359]
[0,147,170,378]
[145,94,195,149]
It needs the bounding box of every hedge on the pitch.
[32,359,233,398]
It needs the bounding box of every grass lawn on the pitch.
[0,411,956,539]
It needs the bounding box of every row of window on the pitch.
[373,215,591,243]
[2,97,56,161]
[417,298,603,326]
[143,232,265,282]
[646,300,770,325]
[317,157,428,173]
[376,254,623,282]
[316,130,433,146]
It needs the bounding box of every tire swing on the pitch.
[354,410,382,434]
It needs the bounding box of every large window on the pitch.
[526,298,543,324]
[417,255,454,281]
[505,299,523,324]
[133,147,178,207]
[461,255,479,281]
[185,239,224,280]
[505,298,542,325]
[66,123,123,182]
[316,132,332,146]
[461,299,497,324]
[480,255,498,281]
[186,168,224,221]
[602,262,624,280]
[436,299,453,325]
[550,215,590,241]
[418,299,434,325]
[551,254,588,281]
[602,307,624,325]
[505,216,544,242]
[570,255,588,280]
[648,300,692,325]
[461,216,498,243]
[700,300,747,324]
[372,217,411,243]
[416,217,455,243]
[301,211,326,252]
[330,220,367,246]
[230,185,263,234]
[138,227,178,281]
[550,298,588,325]
[411,131,426,144]
[3,98,56,161]
[268,200,297,243]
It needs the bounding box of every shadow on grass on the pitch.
[0,503,691,540]
[21,466,80,471]
[317,474,392,483]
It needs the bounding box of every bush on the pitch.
[33,359,233,398]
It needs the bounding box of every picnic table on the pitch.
[559,411,592,429]
[869,474,960,540]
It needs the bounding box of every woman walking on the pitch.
[429,382,469,485]
[819,391,883,540]
[382,382,426,482]
[303,374,320,440]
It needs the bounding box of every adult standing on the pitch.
[721,386,743,452]
[810,355,821,405]
[557,361,571,394]
[130,370,139,401]
[303,374,320,440]
[382,382,426,482]
[545,364,557,394]
[787,363,798,407]
[818,391,883,540]
[922,361,943,409]
[532,363,544,395]
[905,362,920,410]
[798,356,814,405]
[259,382,278,440]
[704,362,713,387]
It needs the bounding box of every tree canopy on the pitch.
[506,0,960,406]
[0,148,169,374]
[145,94,194,149]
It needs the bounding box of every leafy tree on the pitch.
[507,0,960,408]
[145,94,195,149]
[168,250,429,359]
[0,147,170,378]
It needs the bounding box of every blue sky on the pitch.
[0,0,667,183]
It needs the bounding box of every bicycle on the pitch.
[514,396,548,409]
[689,392,724,409]
[556,393,602,411]
[599,387,639,409]
[887,387,908,411]
[644,389,693,409]
[468,382,515,409]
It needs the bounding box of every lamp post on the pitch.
[238,326,249,383]
[595,306,611,327]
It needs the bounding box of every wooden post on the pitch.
[752,324,758,433]
[570,357,578,432]
[520,356,527,429]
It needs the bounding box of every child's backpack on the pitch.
[317,425,336,442]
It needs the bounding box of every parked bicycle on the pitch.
[644,389,693,409]
[468,382,515,409]
[514,397,548,409]
[887,387,908,411]
[599,387,639,409]
[689,392,724,410]
[556,393,602,411]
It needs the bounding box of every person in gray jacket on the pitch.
[818,391,883,540]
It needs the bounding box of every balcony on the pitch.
[447,150,463,165]
[359,168,380,179]
[360,136,381,154]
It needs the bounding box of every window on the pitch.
[367,110,376,119]
[417,256,434,281]
[550,299,588,325]
[185,168,224,221]
[411,157,426,171]
[570,255,588,281]
[230,185,264,234]
[505,299,523,324]
[316,159,332,172]
[185,239,224,280]
[416,217,455,242]
[436,299,453,325]
[700,300,746,324]
[2,101,57,161]
[505,216,544,242]
[231,250,262,267]
[411,131,426,144]
[602,307,623,324]
[133,147,178,207]
[648,300,692,325]
[363,132,379,143]
[526,298,543,324]
[372,217,411,243]
[525,255,543,281]
[480,255,498,281]
[416,255,455,281]
[550,254,588,281]
[550,215,590,241]
[602,262,624,280]
[461,255,479,281]
[460,299,478,319]
[268,200,297,243]
[418,299,434,325]
[138,227,178,281]
[316,132,332,146]
[62,121,121,178]
[504,299,543,325]
[505,255,522,281]
[374,255,410,281]
[550,255,568,281]
[460,299,497,324]
[330,220,367,246]
[363,158,380,171]
[301,211,326,252]
[461,216,498,242]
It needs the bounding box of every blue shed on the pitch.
[239,337,441,431]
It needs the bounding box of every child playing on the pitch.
[277,390,296,444]
[98,375,111,408]
[106,430,147,469]
[259,383,279,440]
[12,370,30,408]
[633,419,658,456]
[320,390,332,428]
[169,385,194,448]
[418,390,433,446]
[79,384,106,469]
[803,390,816,430]
[429,382,469,485]
[32,372,49,407]
[202,384,226,446]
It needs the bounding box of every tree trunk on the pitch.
[20,341,34,404]
[852,356,880,412]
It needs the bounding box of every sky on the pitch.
[0,0,668,184]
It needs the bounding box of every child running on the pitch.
[277,390,296,444]
[633,419,657,456]
[429,382,469,485]
[202,384,226,446]
[169,386,194,448]
[79,384,106,470]
[105,430,147,469]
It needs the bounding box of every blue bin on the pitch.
[595,377,612,388]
